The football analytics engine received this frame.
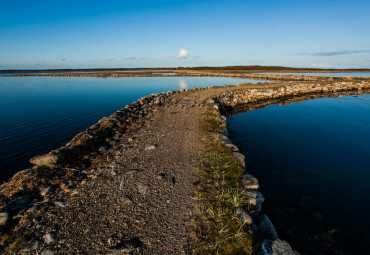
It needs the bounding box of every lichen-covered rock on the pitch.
[233,206,253,225]
[205,98,215,104]
[240,174,259,190]
[30,152,65,166]
[259,239,295,255]
[66,132,94,148]
[244,190,264,205]
[224,143,239,152]
[232,152,246,168]
[0,211,9,224]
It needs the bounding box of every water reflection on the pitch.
[179,78,188,89]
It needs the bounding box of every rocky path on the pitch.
[53,92,207,254]
[0,85,247,254]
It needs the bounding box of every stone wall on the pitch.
[217,81,369,108]
[209,80,370,255]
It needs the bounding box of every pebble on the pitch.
[43,232,55,244]
[54,200,68,208]
[0,211,9,224]
[40,250,55,255]
[109,239,140,254]
[138,184,150,195]
[121,195,133,205]
[206,98,215,104]
[41,186,53,197]
[21,240,40,251]
[145,145,157,151]
[125,169,139,175]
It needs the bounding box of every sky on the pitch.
[0,0,369,69]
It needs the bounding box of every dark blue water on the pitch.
[228,94,370,255]
[256,72,370,77]
[0,76,264,182]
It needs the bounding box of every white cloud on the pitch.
[178,49,189,59]
[166,49,190,59]
[106,58,115,61]
[311,63,333,68]
[295,50,370,57]
[123,56,143,61]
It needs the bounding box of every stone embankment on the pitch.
[206,80,370,255]
[0,78,368,254]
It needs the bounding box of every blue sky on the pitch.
[0,0,369,69]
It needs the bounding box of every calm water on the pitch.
[228,94,370,255]
[0,76,263,182]
[255,72,370,77]
[0,70,168,75]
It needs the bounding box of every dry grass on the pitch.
[192,105,255,254]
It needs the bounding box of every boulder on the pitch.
[224,143,239,152]
[244,190,264,205]
[21,240,40,251]
[220,135,232,144]
[232,152,246,168]
[66,132,94,148]
[30,152,65,166]
[258,215,278,240]
[0,211,9,224]
[233,207,253,225]
[205,98,215,104]
[40,250,55,255]
[240,174,259,190]
[259,239,295,255]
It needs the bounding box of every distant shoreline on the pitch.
[1,66,370,74]
[2,70,369,83]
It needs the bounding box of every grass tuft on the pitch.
[192,104,255,254]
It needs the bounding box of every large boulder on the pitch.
[233,207,253,225]
[258,215,278,240]
[240,174,259,190]
[66,132,94,148]
[232,152,246,168]
[259,239,295,255]
[30,152,65,166]
[244,190,264,205]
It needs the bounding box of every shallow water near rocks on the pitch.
[228,94,370,255]
[0,76,265,183]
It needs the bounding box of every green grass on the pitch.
[192,104,255,254]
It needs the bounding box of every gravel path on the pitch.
[0,83,272,254]
[54,92,207,254]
